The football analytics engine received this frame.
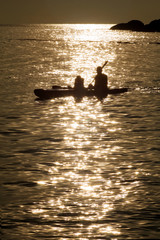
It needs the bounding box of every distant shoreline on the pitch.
[110,19,160,32]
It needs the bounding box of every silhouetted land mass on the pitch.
[110,19,160,32]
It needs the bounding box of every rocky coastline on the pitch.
[110,19,160,32]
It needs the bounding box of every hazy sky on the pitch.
[0,0,160,24]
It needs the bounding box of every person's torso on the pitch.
[95,74,108,89]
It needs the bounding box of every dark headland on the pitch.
[110,19,160,32]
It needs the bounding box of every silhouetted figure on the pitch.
[94,66,108,92]
[74,76,84,90]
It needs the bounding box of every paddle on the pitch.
[101,60,108,69]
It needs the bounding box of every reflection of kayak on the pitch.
[34,87,128,99]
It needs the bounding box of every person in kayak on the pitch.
[74,75,84,90]
[94,66,108,92]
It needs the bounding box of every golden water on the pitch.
[0,24,160,239]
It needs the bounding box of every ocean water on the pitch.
[0,24,160,239]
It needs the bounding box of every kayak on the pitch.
[34,87,128,99]
[34,87,128,100]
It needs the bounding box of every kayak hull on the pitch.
[34,88,128,100]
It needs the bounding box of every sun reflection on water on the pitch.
[47,24,119,86]
[28,24,146,238]
[33,155,140,237]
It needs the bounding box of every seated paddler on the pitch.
[74,75,84,91]
[94,66,108,92]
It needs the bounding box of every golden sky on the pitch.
[0,0,160,24]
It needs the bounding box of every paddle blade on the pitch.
[102,61,108,68]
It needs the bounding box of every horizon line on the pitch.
[0,22,116,26]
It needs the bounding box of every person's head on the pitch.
[97,66,102,74]
[75,76,81,81]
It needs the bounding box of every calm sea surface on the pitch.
[0,24,160,239]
